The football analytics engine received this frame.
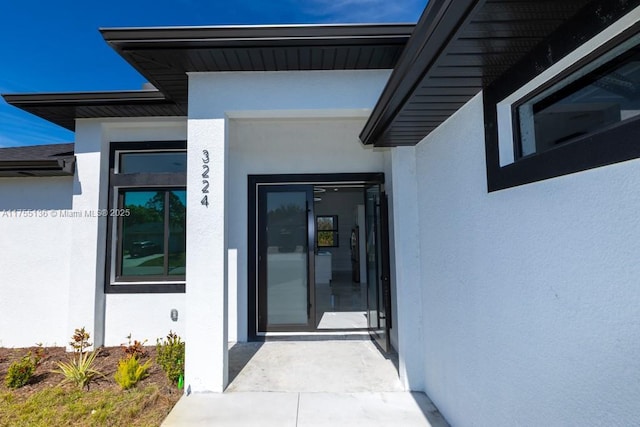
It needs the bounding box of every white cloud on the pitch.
[302,0,425,23]
[0,103,72,147]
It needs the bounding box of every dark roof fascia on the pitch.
[101,23,414,105]
[2,89,170,106]
[100,23,415,48]
[2,90,184,131]
[359,0,482,146]
[0,142,75,177]
[0,158,75,177]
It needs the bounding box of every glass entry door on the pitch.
[365,185,392,352]
[257,185,315,331]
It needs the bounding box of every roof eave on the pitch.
[0,157,75,177]
[2,90,169,106]
[100,23,416,45]
[359,0,482,146]
[2,90,185,131]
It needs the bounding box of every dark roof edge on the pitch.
[359,0,482,146]
[2,90,169,106]
[100,23,416,44]
[0,157,75,177]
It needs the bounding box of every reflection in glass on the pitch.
[120,189,186,278]
[266,191,309,325]
[168,190,186,275]
[119,152,187,173]
[518,44,640,157]
[365,186,380,331]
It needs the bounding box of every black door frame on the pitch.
[365,186,392,352]
[248,173,385,340]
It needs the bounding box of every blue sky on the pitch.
[0,0,425,148]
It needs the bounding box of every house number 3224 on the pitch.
[201,150,210,207]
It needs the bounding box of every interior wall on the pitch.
[414,93,640,426]
[314,189,364,273]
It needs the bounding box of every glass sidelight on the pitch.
[257,185,315,331]
[365,185,392,352]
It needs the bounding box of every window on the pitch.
[483,12,640,192]
[118,189,186,279]
[317,215,338,247]
[516,38,640,159]
[106,141,186,293]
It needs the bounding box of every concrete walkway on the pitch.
[162,391,448,426]
[162,339,449,426]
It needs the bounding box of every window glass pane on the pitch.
[318,231,337,247]
[518,45,640,157]
[317,216,334,230]
[119,152,187,173]
[317,215,338,247]
[266,191,309,325]
[168,190,186,275]
[121,191,166,276]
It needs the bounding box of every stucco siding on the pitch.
[414,93,640,426]
[104,294,186,346]
[0,176,73,347]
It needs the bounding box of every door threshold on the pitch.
[255,331,372,341]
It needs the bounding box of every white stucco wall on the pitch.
[0,176,73,347]
[72,119,188,347]
[414,93,640,426]
[103,294,185,345]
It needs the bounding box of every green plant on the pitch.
[53,348,104,391]
[53,328,104,390]
[156,331,185,384]
[4,346,45,389]
[4,345,45,389]
[121,333,148,359]
[114,356,152,390]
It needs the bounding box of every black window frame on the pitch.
[483,1,640,192]
[105,141,186,294]
[316,214,339,248]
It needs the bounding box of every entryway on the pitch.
[161,339,450,426]
[248,173,393,353]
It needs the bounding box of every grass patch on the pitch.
[0,385,174,427]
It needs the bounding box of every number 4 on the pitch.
[201,195,209,207]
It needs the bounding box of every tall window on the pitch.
[317,215,339,248]
[107,142,186,293]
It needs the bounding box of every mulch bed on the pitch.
[0,345,180,398]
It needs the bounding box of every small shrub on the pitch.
[114,356,152,390]
[53,328,104,390]
[156,331,184,384]
[121,334,148,359]
[4,345,45,389]
[69,327,91,353]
